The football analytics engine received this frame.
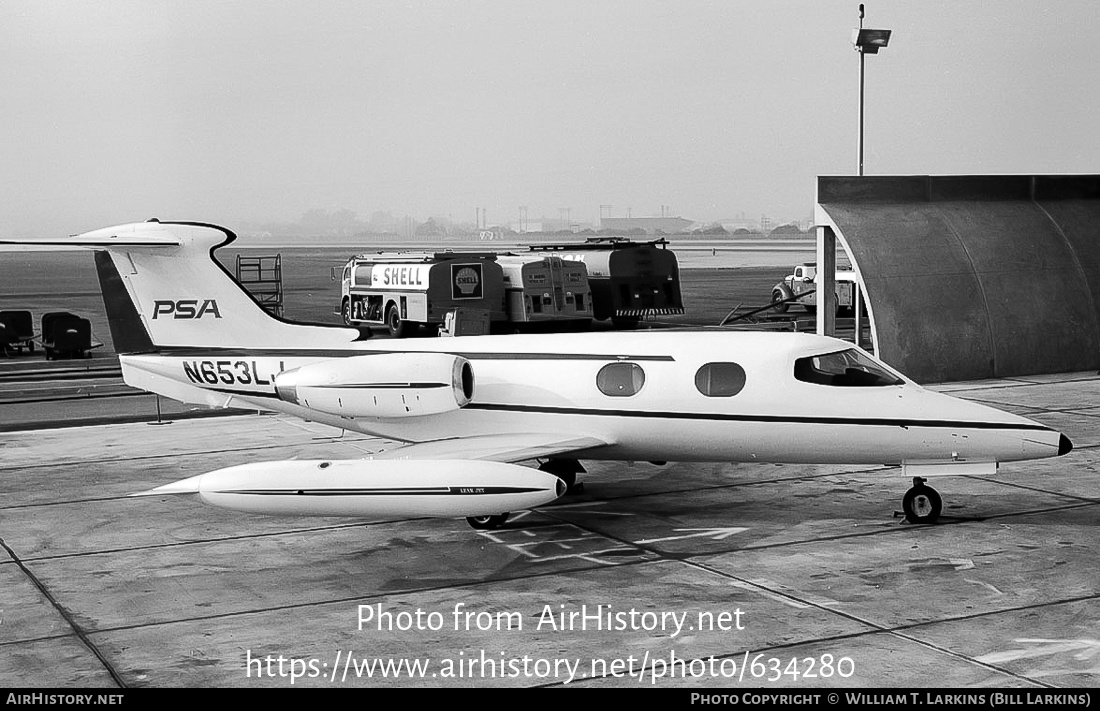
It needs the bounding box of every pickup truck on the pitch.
[771,263,857,314]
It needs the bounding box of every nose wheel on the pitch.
[901,477,942,524]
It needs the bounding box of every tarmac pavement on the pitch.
[0,372,1098,688]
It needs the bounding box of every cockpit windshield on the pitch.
[794,348,904,387]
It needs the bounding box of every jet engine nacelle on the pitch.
[274,352,473,418]
[135,459,566,518]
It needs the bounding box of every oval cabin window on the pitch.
[596,362,645,397]
[694,362,747,397]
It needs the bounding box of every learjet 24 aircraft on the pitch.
[6,220,1072,529]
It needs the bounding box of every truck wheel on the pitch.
[341,299,351,325]
[771,289,789,313]
[386,304,410,338]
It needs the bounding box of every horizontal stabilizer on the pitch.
[0,233,180,249]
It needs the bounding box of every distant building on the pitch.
[718,217,762,232]
[510,218,592,234]
[599,217,694,234]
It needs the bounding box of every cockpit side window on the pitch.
[794,349,903,387]
[597,362,645,397]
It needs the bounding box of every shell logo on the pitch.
[455,267,480,296]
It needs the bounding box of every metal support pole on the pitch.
[853,281,863,349]
[858,48,865,176]
[816,226,837,337]
[148,394,172,425]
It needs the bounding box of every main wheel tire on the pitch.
[341,299,352,325]
[902,484,943,524]
[466,513,510,530]
[771,290,789,313]
[538,459,586,494]
[386,304,410,338]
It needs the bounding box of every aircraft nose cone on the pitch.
[1059,433,1073,456]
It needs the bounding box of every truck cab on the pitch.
[772,263,857,314]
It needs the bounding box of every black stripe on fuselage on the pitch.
[218,387,1051,434]
[205,387,281,398]
[213,387,1051,433]
[463,402,1055,433]
[312,382,449,389]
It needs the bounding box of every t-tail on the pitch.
[82,220,359,353]
[3,220,365,409]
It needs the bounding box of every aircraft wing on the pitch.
[131,432,611,524]
[364,432,612,463]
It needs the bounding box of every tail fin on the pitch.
[4,220,357,353]
[94,250,157,354]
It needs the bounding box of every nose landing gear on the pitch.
[901,477,942,524]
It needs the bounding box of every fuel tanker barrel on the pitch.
[530,239,683,324]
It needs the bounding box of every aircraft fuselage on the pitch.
[120,329,1065,469]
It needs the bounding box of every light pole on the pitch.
[852,4,891,176]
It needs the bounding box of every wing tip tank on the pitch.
[129,474,204,497]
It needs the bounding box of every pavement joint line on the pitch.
[0,461,887,512]
[0,536,127,688]
[12,520,410,562]
[960,474,1100,505]
[6,477,1095,561]
[1061,409,1100,418]
[13,497,1094,574]
[941,375,1100,393]
[0,632,76,649]
[0,438,380,473]
[35,554,667,638]
[723,499,1100,551]
[962,398,1093,413]
[539,496,1097,557]
[0,409,256,434]
[15,511,661,564]
[680,558,1062,689]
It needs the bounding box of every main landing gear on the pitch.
[466,513,510,530]
[463,459,587,531]
[900,477,943,524]
[538,459,586,495]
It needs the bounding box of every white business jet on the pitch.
[4,221,1072,529]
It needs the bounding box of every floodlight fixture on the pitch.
[853,28,892,54]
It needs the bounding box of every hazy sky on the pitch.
[2,1,1098,235]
